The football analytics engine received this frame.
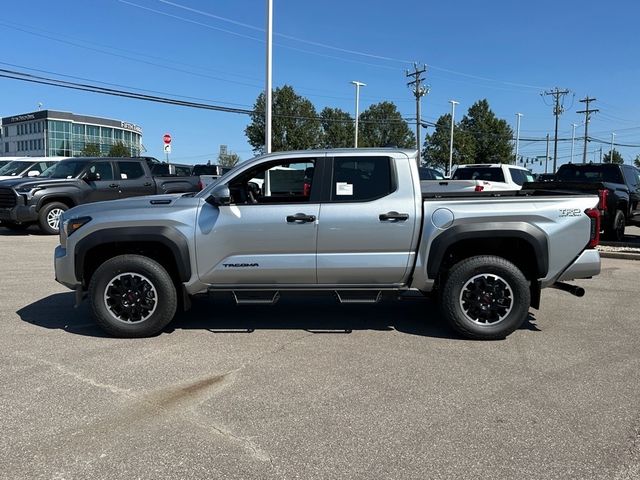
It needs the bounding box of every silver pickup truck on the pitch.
[54,148,602,340]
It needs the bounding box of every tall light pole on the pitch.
[515,113,523,164]
[570,123,577,163]
[351,81,366,148]
[448,100,459,177]
[610,132,615,162]
[265,0,273,153]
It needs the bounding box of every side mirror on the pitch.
[85,172,101,182]
[205,183,231,206]
[27,170,40,177]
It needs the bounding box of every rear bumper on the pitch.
[557,249,601,282]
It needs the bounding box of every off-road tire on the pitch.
[440,255,530,340]
[89,255,177,338]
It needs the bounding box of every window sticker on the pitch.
[336,182,353,196]
[121,173,128,179]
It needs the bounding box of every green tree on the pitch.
[320,107,354,148]
[634,155,640,168]
[423,113,476,171]
[81,143,101,157]
[245,85,322,152]
[358,101,415,148]
[108,141,131,157]
[458,99,513,163]
[603,149,624,164]
[218,151,241,168]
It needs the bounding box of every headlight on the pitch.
[16,184,41,193]
[66,216,92,237]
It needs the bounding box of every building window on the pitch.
[4,143,8,153]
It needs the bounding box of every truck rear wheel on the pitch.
[89,255,177,338]
[38,202,68,235]
[440,255,530,340]
[604,210,625,242]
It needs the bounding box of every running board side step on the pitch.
[334,290,382,304]
[232,291,281,305]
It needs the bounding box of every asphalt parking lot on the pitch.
[0,229,639,480]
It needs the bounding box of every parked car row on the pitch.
[0,156,202,234]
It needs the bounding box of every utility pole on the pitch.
[545,133,550,174]
[515,113,523,165]
[570,123,577,163]
[406,63,429,165]
[542,87,570,173]
[576,96,598,163]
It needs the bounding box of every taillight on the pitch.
[474,185,484,192]
[597,189,608,213]
[197,180,204,191]
[585,208,600,248]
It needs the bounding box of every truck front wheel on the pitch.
[440,255,530,340]
[38,202,68,235]
[89,255,177,338]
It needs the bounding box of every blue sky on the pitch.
[1,0,638,172]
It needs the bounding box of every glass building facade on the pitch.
[1,110,143,157]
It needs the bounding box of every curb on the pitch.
[598,251,640,261]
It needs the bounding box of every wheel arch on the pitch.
[75,227,191,288]
[427,222,549,282]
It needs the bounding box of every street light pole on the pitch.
[610,132,615,162]
[570,123,577,163]
[265,0,273,154]
[448,100,459,177]
[351,81,366,148]
[515,113,523,164]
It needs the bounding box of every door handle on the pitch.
[379,211,409,221]
[286,213,316,223]
[144,182,153,187]
[109,183,119,188]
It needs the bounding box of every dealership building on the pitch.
[0,110,143,157]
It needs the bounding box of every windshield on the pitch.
[0,161,33,176]
[39,160,88,179]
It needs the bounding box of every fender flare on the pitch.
[74,226,191,283]
[426,222,549,279]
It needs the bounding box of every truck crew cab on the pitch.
[54,149,602,340]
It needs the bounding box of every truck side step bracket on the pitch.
[334,290,382,304]
[232,291,281,305]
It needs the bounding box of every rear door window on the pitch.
[117,161,145,180]
[331,156,394,202]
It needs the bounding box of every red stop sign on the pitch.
[163,133,172,144]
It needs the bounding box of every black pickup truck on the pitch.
[525,163,640,241]
[0,157,201,234]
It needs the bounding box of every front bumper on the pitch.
[54,245,80,290]
[0,205,38,223]
[557,249,601,282]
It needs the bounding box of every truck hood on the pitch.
[0,177,81,189]
[65,193,187,218]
